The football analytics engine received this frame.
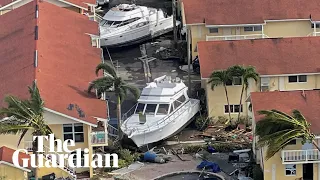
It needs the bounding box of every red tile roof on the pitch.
[0,1,106,125]
[198,37,320,79]
[67,0,96,8]
[183,0,320,25]
[0,0,37,107]
[0,146,31,169]
[0,0,94,9]
[251,90,320,134]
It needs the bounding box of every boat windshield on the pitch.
[135,103,170,115]
[100,20,122,27]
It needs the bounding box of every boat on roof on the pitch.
[120,75,200,147]
[99,4,180,47]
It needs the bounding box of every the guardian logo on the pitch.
[12,134,118,168]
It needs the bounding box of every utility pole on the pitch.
[172,0,177,48]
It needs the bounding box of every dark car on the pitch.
[192,56,200,74]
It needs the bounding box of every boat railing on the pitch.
[128,99,199,135]
[121,103,137,128]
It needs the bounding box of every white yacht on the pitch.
[99,4,179,47]
[120,76,200,147]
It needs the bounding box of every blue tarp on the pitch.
[197,161,221,173]
[207,146,216,153]
[143,151,157,162]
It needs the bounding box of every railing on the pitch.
[107,123,119,138]
[24,141,33,152]
[121,103,138,124]
[123,99,200,136]
[42,145,76,179]
[206,34,268,41]
[282,149,320,164]
[90,131,108,145]
[312,32,320,36]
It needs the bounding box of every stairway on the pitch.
[42,145,77,179]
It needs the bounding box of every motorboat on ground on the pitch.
[99,4,180,47]
[120,75,200,147]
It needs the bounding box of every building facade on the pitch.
[181,0,320,62]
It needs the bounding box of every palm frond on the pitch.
[88,76,114,93]
[95,63,117,78]
[123,84,140,100]
[256,109,314,160]
[208,70,231,90]
[28,83,44,115]
[0,124,34,135]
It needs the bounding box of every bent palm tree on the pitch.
[208,70,232,123]
[255,109,320,160]
[229,65,259,121]
[88,62,140,137]
[0,82,54,180]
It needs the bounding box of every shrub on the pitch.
[184,144,206,153]
[252,164,264,180]
[217,116,228,124]
[195,116,212,131]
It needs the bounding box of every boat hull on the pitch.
[100,18,179,47]
[125,99,200,147]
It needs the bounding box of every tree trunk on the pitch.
[224,85,232,124]
[238,85,245,121]
[117,96,122,139]
[33,140,38,180]
[312,140,320,151]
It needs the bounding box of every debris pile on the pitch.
[197,125,253,144]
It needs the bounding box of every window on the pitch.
[135,103,145,114]
[225,105,243,113]
[311,23,320,28]
[121,17,140,26]
[157,104,169,115]
[288,75,307,83]
[226,77,242,86]
[287,139,296,145]
[63,124,84,143]
[285,164,296,176]
[173,95,186,109]
[209,28,219,33]
[144,104,157,115]
[233,77,242,85]
[244,26,262,31]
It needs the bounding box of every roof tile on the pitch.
[0,1,106,125]
[198,37,320,78]
[183,0,320,25]
[251,90,320,134]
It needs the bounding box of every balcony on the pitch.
[206,34,268,41]
[90,131,108,146]
[281,149,320,164]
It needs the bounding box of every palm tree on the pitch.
[88,62,140,137]
[0,82,54,180]
[228,65,259,121]
[255,109,320,160]
[208,70,232,123]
